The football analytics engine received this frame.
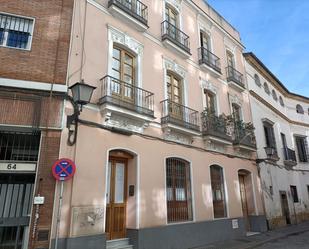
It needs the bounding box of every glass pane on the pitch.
[106,162,111,204]
[112,58,120,71]
[124,64,132,76]
[113,48,120,59]
[173,87,179,96]
[124,75,132,85]
[111,69,120,80]
[7,30,29,49]
[166,74,171,83]
[124,53,133,65]
[114,163,125,203]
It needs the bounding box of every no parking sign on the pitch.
[52,158,76,181]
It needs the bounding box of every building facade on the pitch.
[244,52,309,230]
[54,1,266,249]
[0,1,74,249]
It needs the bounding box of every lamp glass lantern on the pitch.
[69,80,96,107]
[264,147,275,159]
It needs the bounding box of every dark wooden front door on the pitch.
[239,174,250,231]
[280,191,291,225]
[105,157,127,240]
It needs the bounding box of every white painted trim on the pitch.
[0,77,67,92]
[251,172,259,216]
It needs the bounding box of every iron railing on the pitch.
[201,111,232,141]
[198,47,221,73]
[161,99,199,131]
[283,147,297,162]
[161,21,190,54]
[99,75,154,117]
[226,66,244,88]
[108,0,148,26]
[0,132,41,162]
[233,120,256,149]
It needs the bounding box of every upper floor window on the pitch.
[0,13,34,50]
[279,96,284,107]
[232,103,242,122]
[167,71,183,105]
[254,74,261,86]
[296,104,304,114]
[272,90,278,101]
[166,157,193,223]
[263,121,277,153]
[226,50,235,68]
[295,136,309,162]
[204,89,216,114]
[210,165,227,218]
[200,31,210,50]
[290,185,299,202]
[263,82,270,95]
[165,4,178,27]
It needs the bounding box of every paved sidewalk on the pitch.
[192,221,309,249]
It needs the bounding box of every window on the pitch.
[232,103,242,122]
[204,89,216,114]
[167,71,183,104]
[296,104,304,114]
[0,13,34,50]
[295,136,309,162]
[290,185,299,202]
[166,158,193,223]
[263,82,270,94]
[279,96,284,107]
[165,4,178,27]
[254,74,261,86]
[210,165,227,218]
[263,121,277,153]
[200,31,210,50]
[272,90,278,101]
[226,50,234,68]
[269,186,273,195]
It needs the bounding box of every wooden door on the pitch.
[105,158,127,240]
[280,191,291,225]
[111,47,135,103]
[239,175,250,231]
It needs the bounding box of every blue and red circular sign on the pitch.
[52,158,76,181]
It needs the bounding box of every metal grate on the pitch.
[37,230,49,241]
[0,13,33,49]
[0,131,41,162]
[166,158,192,223]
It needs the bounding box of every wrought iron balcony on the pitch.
[108,0,148,27]
[226,66,245,89]
[99,75,154,117]
[161,99,199,131]
[283,147,297,166]
[161,21,190,54]
[201,110,232,142]
[233,120,256,150]
[198,47,221,74]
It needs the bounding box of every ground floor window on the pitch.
[210,165,227,218]
[166,157,193,223]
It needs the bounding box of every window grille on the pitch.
[166,158,193,223]
[0,13,34,49]
[0,131,40,162]
[210,165,226,218]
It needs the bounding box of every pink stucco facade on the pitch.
[53,0,266,247]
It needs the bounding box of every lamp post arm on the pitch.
[65,95,80,146]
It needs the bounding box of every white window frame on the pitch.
[0,12,35,51]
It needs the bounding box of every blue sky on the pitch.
[206,0,309,97]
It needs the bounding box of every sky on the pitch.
[206,0,309,97]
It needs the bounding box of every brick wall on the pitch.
[0,0,74,84]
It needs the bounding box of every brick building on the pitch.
[0,1,74,248]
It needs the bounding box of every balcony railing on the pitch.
[201,110,232,141]
[283,147,297,162]
[198,47,221,73]
[161,21,190,54]
[233,120,256,149]
[108,0,148,26]
[99,75,154,117]
[226,66,244,88]
[161,99,199,131]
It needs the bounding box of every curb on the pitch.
[230,227,309,249]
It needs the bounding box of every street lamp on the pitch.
[67,80,96,146]
[256,147,277,163]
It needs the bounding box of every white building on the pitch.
[244,52,309,229]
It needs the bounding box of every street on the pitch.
[256,230,309,249]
